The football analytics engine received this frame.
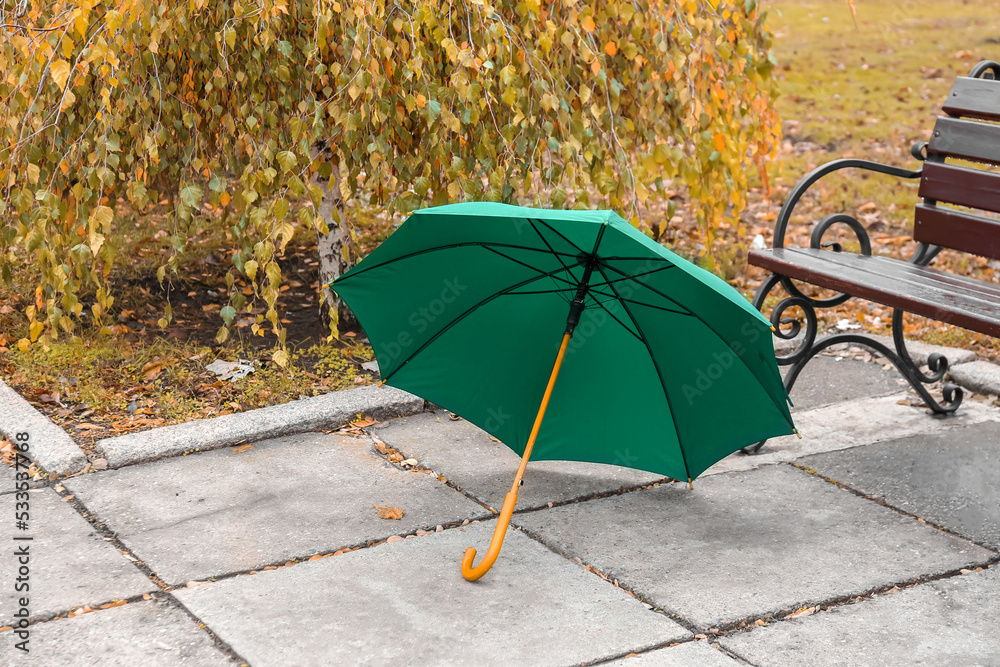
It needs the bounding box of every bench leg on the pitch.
[741,275,964,455]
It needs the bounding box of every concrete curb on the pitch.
[95,384,425,468]
[773,332,977,367]
[0,378,89,474]
[946,360,1000,396]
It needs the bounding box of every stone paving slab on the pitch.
[375,412,663,510]
[721,566,1000,666]
[605,641,739,666]
[65,433,487,584]
[6,598,233,666]
[703,393,1000,478]
[514,465,994,629]
[0,489,155,624]
[174,522,690,666]
[96,384,424,468]
[800,421,1000,550]
[781,356,903,411]
[0,378,88,474]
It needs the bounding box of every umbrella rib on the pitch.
[584,295,643,341]
[592,262,694,482]
[615,297,693,317]
[381,259,588,384]
[526,219,581,280]
[480,245,579,288]
[599,255,684,262]
[337,241,579,282]
[589,265,677,290]
[532,218,589,257]
[599,262,795,432]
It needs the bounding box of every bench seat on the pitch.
[748,247,1000,338]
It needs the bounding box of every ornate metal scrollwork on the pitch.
[743,269,963,455]
[775,213,872,310]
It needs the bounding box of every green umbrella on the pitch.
[332,202,795,580]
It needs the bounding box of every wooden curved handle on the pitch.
[460,491,519,581]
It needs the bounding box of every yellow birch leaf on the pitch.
[582,16,596,32]
[605,42,618,56]
[50,60,71,89]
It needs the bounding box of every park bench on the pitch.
[747,59,1000,442]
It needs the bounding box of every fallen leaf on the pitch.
[233,444,254,454]
[140,359,176,380]
[77,423,105,431]
[374,504,405,520]
[785,606,818,619]
[61,495,75,502]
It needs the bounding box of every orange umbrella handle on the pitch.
[460,491,519,581]
[461,330,573,581]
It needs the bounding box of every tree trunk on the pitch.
[312,153,358,331]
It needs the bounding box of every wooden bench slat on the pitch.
[927,116,1000,165]
[942,76,1000,121]
[913,204,1000,261]
[919,161,1000,213]
[748,248,1000,338]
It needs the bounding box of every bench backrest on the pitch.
[915,67,1000,260]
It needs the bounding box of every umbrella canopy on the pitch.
[333,202,796,580]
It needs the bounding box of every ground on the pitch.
[1,353,998,664]
[1,0,999,444]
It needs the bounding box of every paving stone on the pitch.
[174,522,690,666]
[1,462,14,492]
[800,421,1000,550]
[65,433,486,584]
[9,598,233,666]
[721,566,1000,666]
[948,360,1000,396]
[0,378,88,474]
[375,411,662,510]
[96,384,424,468]
[514,466,993,629]
[703,393,1000,477]
[0,489,155,623]
[781,356,904,411]
[605,642,740,666]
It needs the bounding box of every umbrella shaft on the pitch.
[510,330,572,493]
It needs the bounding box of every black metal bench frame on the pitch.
[745,60,1000,453]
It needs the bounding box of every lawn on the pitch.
[2,0,998,456]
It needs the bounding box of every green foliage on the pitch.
[1,0,780,354]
